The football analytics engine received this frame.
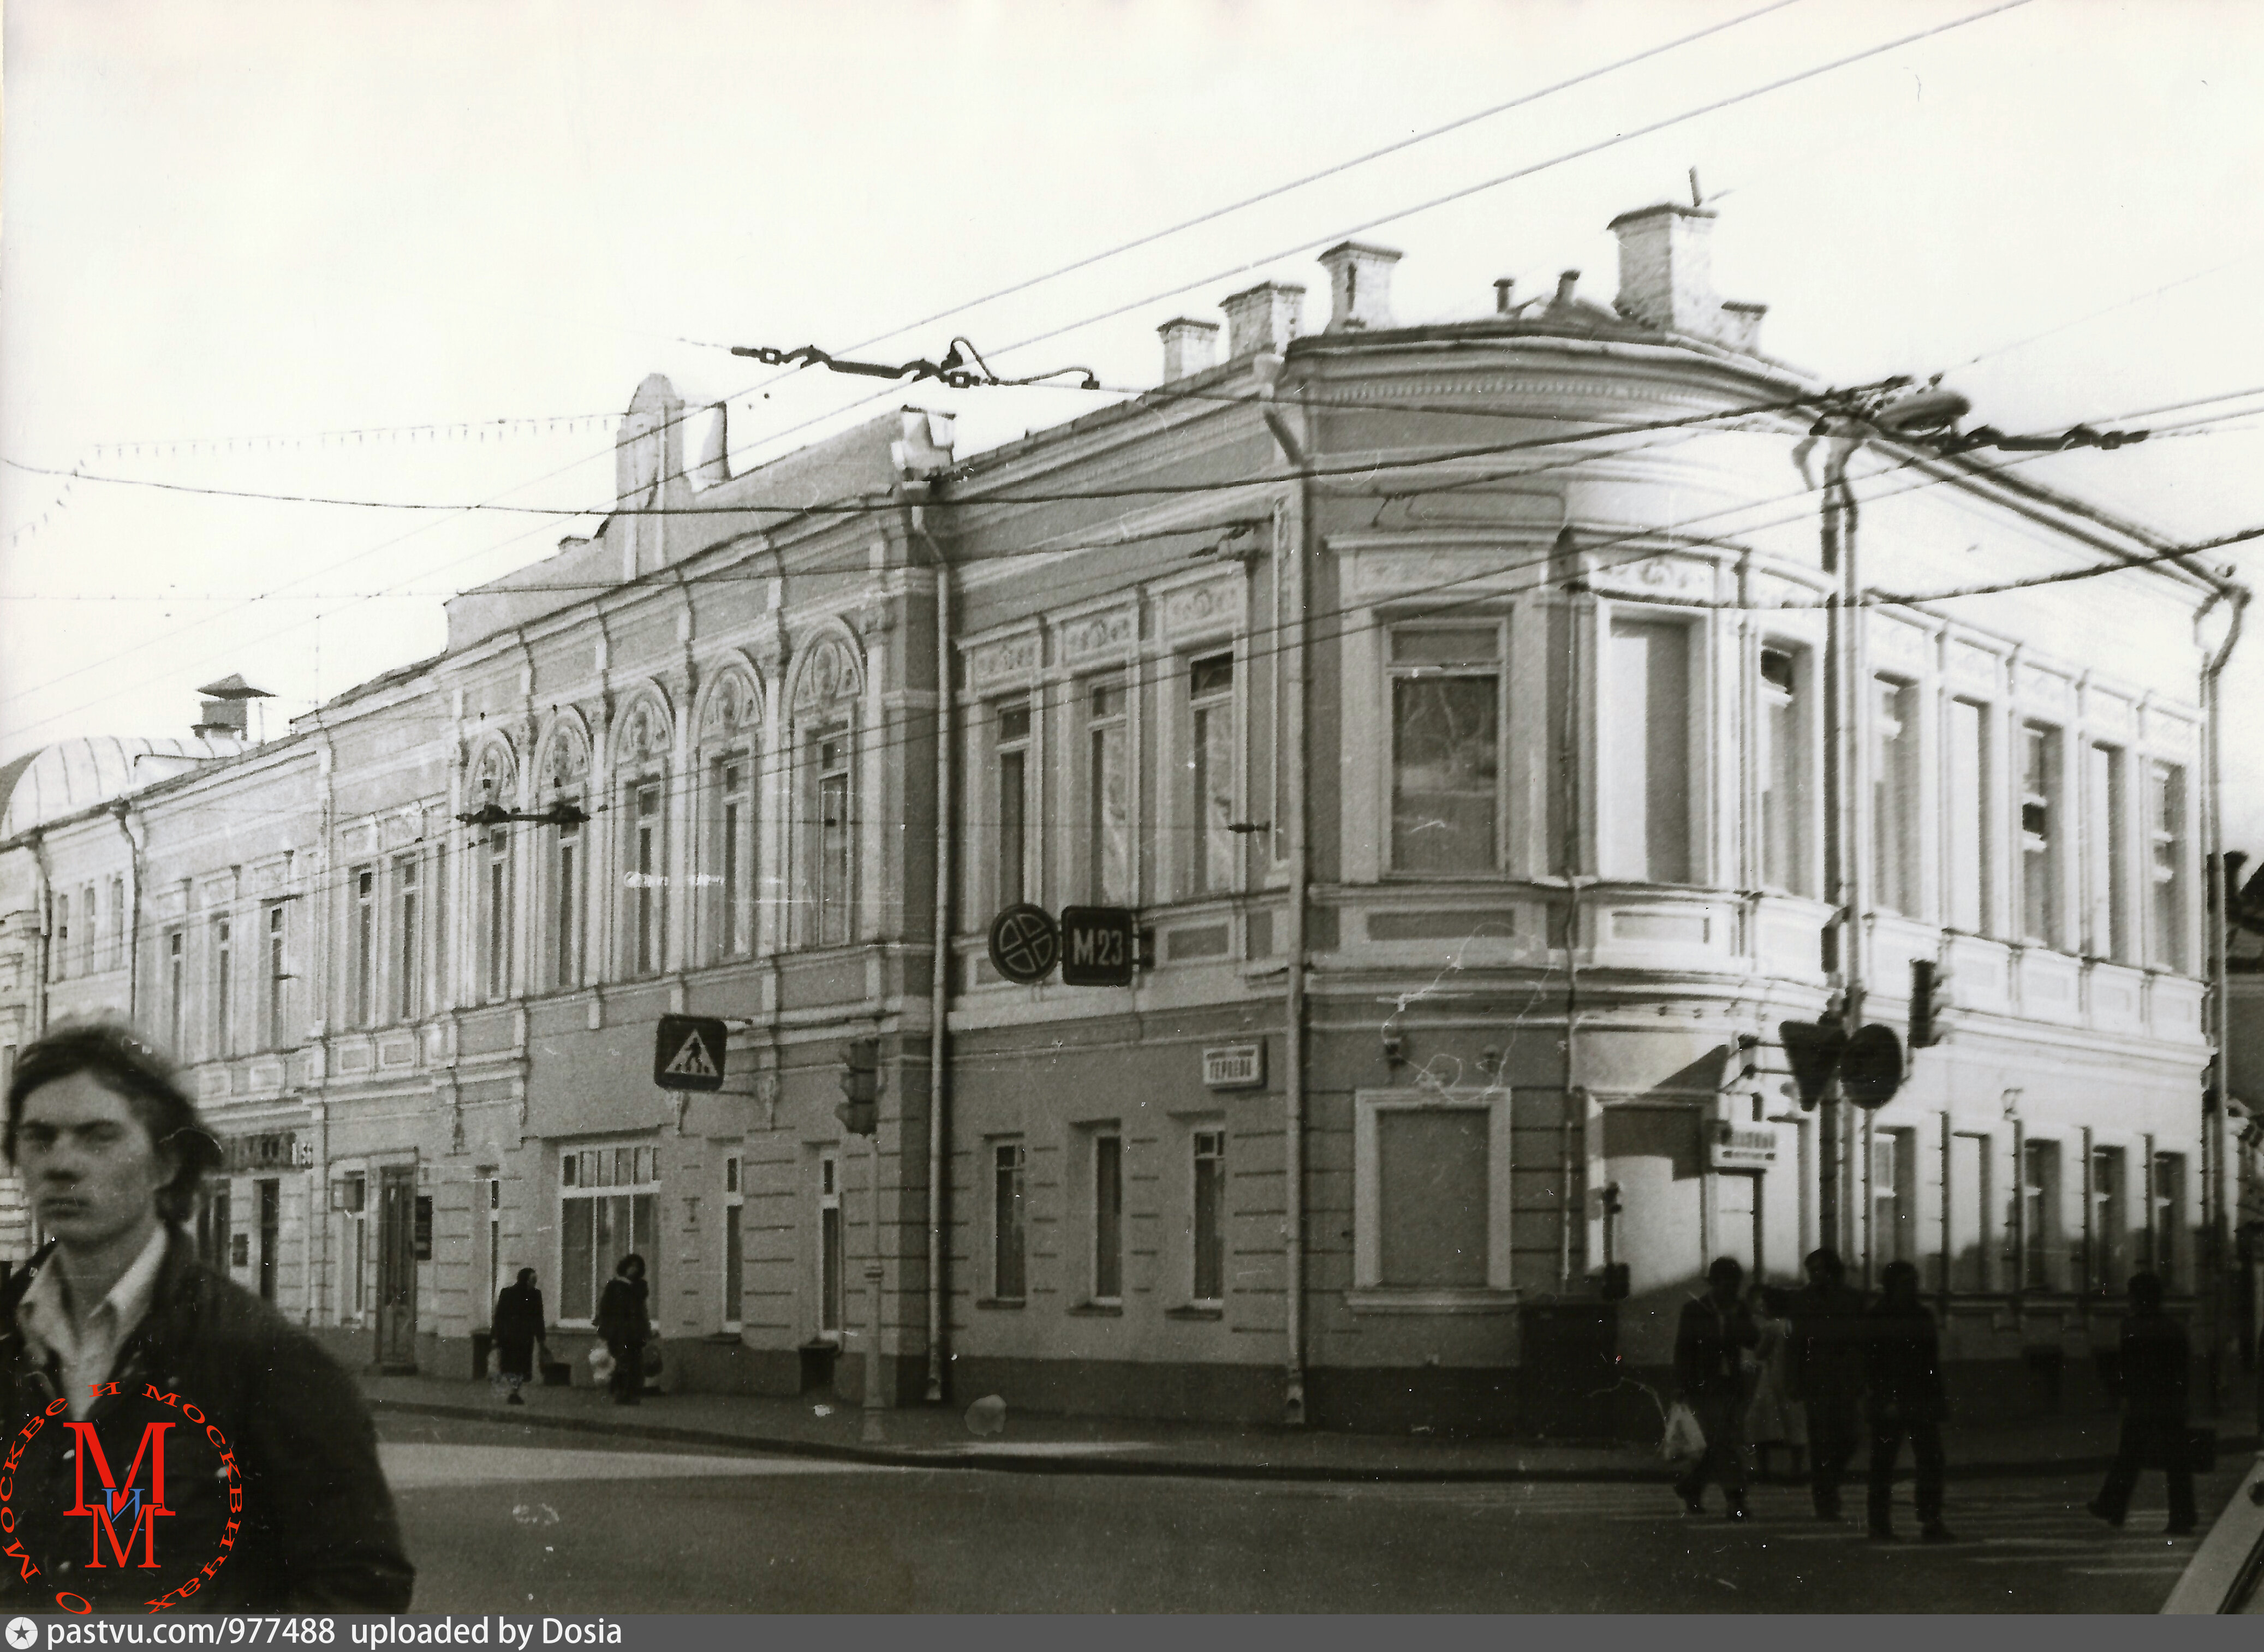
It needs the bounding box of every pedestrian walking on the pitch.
[1788,1247,1867,1520]
[0,1023,414,1610]
[492,1266,549,1407]
[1672,1256,1760,1520]
[2088,1272,2198,1535]
[1744,1284,1806,1484]
[1864,1259,1955,1543]
[595,1252,652,1406]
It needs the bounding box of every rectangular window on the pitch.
[2022,1138,2061,1291]
[212,916,233,1056]
[2020,723,2061,947]
[263,904,287,1048]
[482,831,510,1000]
[634,782,664,975]
[1758,646,1813,895]
[558,1144,659,1323]
[1947,699,1991,932]
[1189,653,1237,896]
[353,867,376,1026]
[2149,762,2186,971]
[992,1141,1027,1302]
[1607,618,1691,884]
[1377,1108,1490,1286]
[2150,1152,2186,1287]
[994,701,1030,910]
[1389,626,1502,875]
[1087,682,1130,903]
[1872,677,1918,917]
[81,884,97,974]
[107,876,125,969]
[1192,1129,1226,1304]
[722,1155,744,1329]
[166,930,185,1052]
[816,730,853,946]
[819,1152,842,1339]
[712,758,753,959]
[2086,744,2130,962]
[1949,1132,1991,1292]
[552,812,581,989]
[2090,1145,2125,1293]
[1092,1131,1123,1303]
[1871,1128,1913,1265]
[52,894,68,982]
[395,858,421,1022]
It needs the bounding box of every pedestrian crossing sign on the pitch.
[654,1013,729,1092]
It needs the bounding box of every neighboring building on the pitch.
[0,201,2243,1432]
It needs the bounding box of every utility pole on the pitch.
[1818,424,1866,1261]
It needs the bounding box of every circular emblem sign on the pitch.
[987,903,1059,985]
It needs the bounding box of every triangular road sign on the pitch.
[1778,1020,1847,1110]
[664,1030,718,1078]
[653,1013,728,1092]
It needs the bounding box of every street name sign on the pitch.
[654,1013,728,1092]
[1059,905,1137,986]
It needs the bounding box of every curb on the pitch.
[371,1395,2258,1487]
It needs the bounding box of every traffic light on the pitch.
[835,1037,881,1136]
[1910,958,1952,1048]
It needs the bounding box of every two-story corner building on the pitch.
[0,199,2241,1434]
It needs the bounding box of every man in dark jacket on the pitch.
[1,1023,413,1613]
[2088,1272,2197,1535]
[1787,1247,1868,1520]
[1865,1259,1954,1543]
[491,1268,549,1407]
[594,1254,651,1406]
[1672,1256,1760,1520]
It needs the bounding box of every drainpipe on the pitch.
[1255,353,1310,1426]
[908,488,954,1405]
[2200,583,2248,1401]
[27,832,52,1041]
[111,802,144,1028]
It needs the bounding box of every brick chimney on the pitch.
[1608,202,1765,349]
[1158,318,1220,383]
[1318,241,1402,331]
[1221,282,1305,360]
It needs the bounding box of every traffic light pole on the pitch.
[1818,427,1866,1262]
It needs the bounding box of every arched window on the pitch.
[790,634,862,949]
[539,723,591,991]
[470,742,516,1002]
[615,694,674,978]
[696,670,762,963]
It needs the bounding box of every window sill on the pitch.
[975,1298,1026,1311]
[1165,1304,1224,1321]
[1344,1287,1521,1316]
[1067,1302,1123,1318]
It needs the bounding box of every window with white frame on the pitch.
[166,929,185,1053]
[791,636,862,950]
[539,728,588,992]
[722,1154,744,1330]
[817,1150,842,1340]
[698,674,760,964]
[2149,761,2186,971]
[1947,699,1992,933]
[1353,1092,1514,1295]
[107,876,125,970]
[1949,1131,1991,1292]
[1758,646,1813,896]
[471,744,516,1001]
[2019,723,2062,947]
[1606,617,1693,885]
[993,699,1033,910]
[1086,678,1131,903]
[81,884,98,975]
[263,903,288,1048]
[1091,1129,1123,1304]
[394,856,421,1022]
[1187,653,1237,897]
[2086,744,2131,962]
[991,1140,1028,1302]
[1871,1127,1914,1265]
[2150,1151,2186,1287]
[1191,1128,1226,1305]
[812,729,854,946]
[351,867,376,1027]
[1872,677,1919,916]
[559,1144,659,1323]
[2089,1144,2126,1293]
[211,914,233,1056]
[2022,1138,2061,1290]
[52,893,68,982]
[1389,624,1503,875]
[630,781,665,977]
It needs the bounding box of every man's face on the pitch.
[16,1072,171,1250]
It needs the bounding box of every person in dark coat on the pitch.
[1,1023,414,1612]
[1864,1259,1955,1543]
[1787,1247,1869,1520]
[1672,1256,1761,1520]
[2088,1272,2197,1535]
[594,1253,651,1406]
[491,1267,548,1407]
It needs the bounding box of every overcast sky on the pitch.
[5,0,2264,839]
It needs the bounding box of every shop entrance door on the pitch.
[375,1166,418,1371]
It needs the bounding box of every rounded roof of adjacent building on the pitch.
[0,736,248,839]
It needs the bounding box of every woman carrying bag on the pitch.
[594,1253,652,1406]
[491,1267,549,1406]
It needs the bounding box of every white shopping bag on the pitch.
[1660,1400,1707,1462]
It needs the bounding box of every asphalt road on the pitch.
[375,1414,2252,1613]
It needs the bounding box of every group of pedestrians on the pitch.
[1672,1247,2200,1542]
[487,1252,653,1407]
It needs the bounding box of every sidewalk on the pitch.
[360,1368,2263,1484]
